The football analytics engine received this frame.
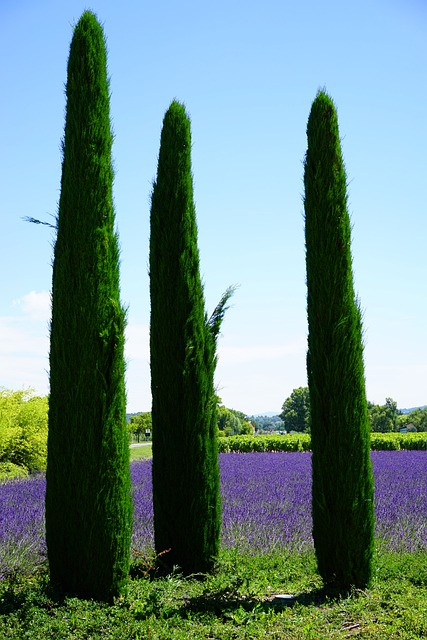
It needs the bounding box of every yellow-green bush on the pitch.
[0,389,48,478]
[0,461,29,481]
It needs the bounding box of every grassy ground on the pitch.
[129,444,152,461]
[1,550,426,639]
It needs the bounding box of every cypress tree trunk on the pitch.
[46,11,132,601]
[150,101,230,575]
[304,90,374,590]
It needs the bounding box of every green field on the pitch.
[129,444,152,461]
[1,550,426,638]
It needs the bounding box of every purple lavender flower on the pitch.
[0,474,46,578]
[219,452,313,553]
[130,451,427,555]
[1,450,427,578]
[372,450,427,552]
[130,460,154,554]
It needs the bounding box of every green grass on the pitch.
[129,444,152,461]
[1,549,426,638]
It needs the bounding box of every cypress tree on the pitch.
[304,90,374,590]
[150,101,232,575]
[45,11,132,601]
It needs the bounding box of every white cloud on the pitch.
[12,290,51,322]
[123,330,309,414]
[0,299,154,409]
[125,322,150,362]
[0,316,49,355]
[213,335,308,414]
[0,316,49,395]
[0,351,49,396]
[1,290,425,414]
[217,336,306,366]
[365,363,427,409]
[0,292,50,395]
[124,322,151,412]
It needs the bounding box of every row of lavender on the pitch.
[1,451,426,579]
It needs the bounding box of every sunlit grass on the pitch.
[1,550,427,638]
[129,444,152,461]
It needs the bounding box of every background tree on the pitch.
[217,402,253,436]
[304,90,375,590]
[280,387,311,432]
[150,100,233,575]
[401,406,427,431]
[128,412,152,441]
[46,11,132,601]
[217,404,241,436]
[249,414,284,433]
[368,398,400,432]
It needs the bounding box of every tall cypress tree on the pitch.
[304,90,374,590]
[46,11,132,601]
[150,101,232,575]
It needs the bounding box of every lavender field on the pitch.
[1,451,427,579]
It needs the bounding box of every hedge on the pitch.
[217,432,427,453]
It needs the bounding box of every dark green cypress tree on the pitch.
[45,11,132,601]
[150,101,233,575]
[304,90,375,590]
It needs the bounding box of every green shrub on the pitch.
[0,389,48,475]
[0,461,29,481]
[217,434,311,453]
[370,433,401,450]
[370,432,427,450]
[399,432,427,450]
[218,432,427,454]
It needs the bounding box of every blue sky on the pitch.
[1,0,426,414]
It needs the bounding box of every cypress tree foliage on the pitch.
[46,11,132,601]
[304,90,375,590]
[150,101,233,575]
